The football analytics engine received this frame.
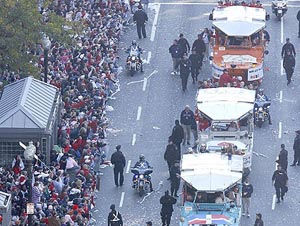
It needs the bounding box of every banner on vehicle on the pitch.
[247,64,263,81]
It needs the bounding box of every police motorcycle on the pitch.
[125,40,143,76]
[254,89,271,128]
[131,154,153,196]
[272,0,288,21]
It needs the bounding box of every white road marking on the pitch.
[150,4,160,41]
[281,16,284,44]
[119,192,125,207]
[272,194,276,210]
[142,78,148,91]
[146,51,152,64]
[147,70,158,79]
[127,80,144,85]
[126,160,132,173]
[278,122,282,139]
[280,59,284,76]
[136,106,142,121]
[132,134,137,146]
[279,90,283,103]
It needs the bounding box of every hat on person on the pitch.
[110,204,116,210]
[256,213,262,219]
[116,145,121,150]
[146,221,153,226]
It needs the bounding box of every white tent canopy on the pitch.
[196,88,256,120]
[181,153,243,191]
[212,6,266,36]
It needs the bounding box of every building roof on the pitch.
[0,77,59,129]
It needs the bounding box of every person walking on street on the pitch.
[281,38,296,58]
[297,10,300,38]
[192,34,206,65]
[133,5,148,39]
[242,177,253,218]
[200,28,211,61]
[272,165,288,203]
[277,144,288,172]
[178,33,190,57]
[180,105,194,145]
[170,161,181,197]
[164,137,180,179]
[283,50,296,85]
[146,221,152,226]
[254,213,264,226]
[160,190,177,226]
[110,145,126,187]
[171,120,184,153]
[108,204,123,226]
[189,49,203,83]
[291,130,300,166]
[179,53,191,92]
[169,40,183,75]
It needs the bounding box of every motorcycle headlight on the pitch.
[254,108,258,110]
[132,56,136,61]
[259,107,263,111]
[267,106,270,109]
[134,175,138,178]
[139,175,144,179]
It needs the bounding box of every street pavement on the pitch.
[94,1,300,225]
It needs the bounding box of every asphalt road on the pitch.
[94,1,300,226]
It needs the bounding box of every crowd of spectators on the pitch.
[0,0,131,225]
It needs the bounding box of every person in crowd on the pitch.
[180,105,195,145]
[171,119,184,153]
[192,34,206,66]
[169,40,183,75]
[179,53,191,92]
[160,190,177,226]
[291,130,300,166]
[133,4,148,39]
[11,155,24,175]
[170,161,181,197]
[108,204,123,226]
[178,33,190,57]
[164,137,180,180]
[199,28,211,61]
[242,177,253,218]
[297,10,300,38]
[277,144,288,172]
[191,115,198,145]
[199,143,209,153]
[110,145,126,187]
[272,165,288,203]
[189,49,202,84]
[254,213,264,226]
[283,50,296,85]
[219,69,233,87]
[281,38,296,58]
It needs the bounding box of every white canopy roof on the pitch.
[181,153,243,191]
[212,6,266,36]
[196,88,256,120]
[222,55,257,64]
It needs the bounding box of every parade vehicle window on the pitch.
[211,122,228,131]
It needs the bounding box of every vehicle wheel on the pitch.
[257,119,263,128]
[277,15,281,21]
[139,189,144,197]
[130,69,135,77]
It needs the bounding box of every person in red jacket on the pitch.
[219,69,233,87]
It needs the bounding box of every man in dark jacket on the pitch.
[254,213,264,226]
[192,34,206,65]
[189,50,203,83]
[169,40,183,75]
[242,177,253,217]
[110,145,126,187]
[180,105,195,145]
[179,53,191,92]
[108,204,123,226]
[272,165,288,203]
[291,130,300,166]
[160,190,177,226]
[277,144,288,172]
[171,120,184,153]
[283,50,296,85]
[281,38,296,58]
[178,33,190,57]
[133,5,148,39]
[164,137,180,179]
[170,161,181,197]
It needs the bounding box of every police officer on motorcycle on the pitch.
[133,154,153,191]
[255,88,272,125]
[126,40,143,72]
